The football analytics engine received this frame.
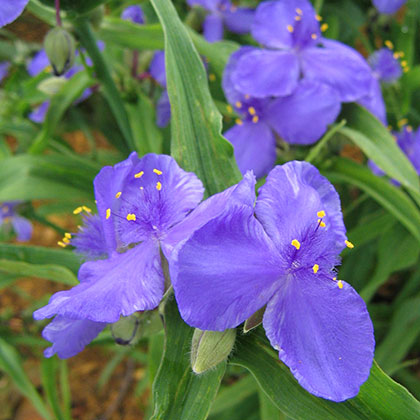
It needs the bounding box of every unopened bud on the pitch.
[38,76,67,96]
[191,328,236,374]
[89,6,105,30]
[44,27,76,76]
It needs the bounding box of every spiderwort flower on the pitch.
[121,5,145,24]
[187,0,254,42]
[173,161,375,401]
[372,0,406,14]
[34,153,204,327]
[0,202,32,241]
[0,61,9,82]
[0,0,29,27]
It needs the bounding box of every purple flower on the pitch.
[0,0,29,27]
[150,51,171,127]
[368,48,402,83]
[121,5,145,25]
[29,100,50,123]
[372,0,406,14]
[172,161,374,402]
[222,0,372,177]
[34,153,204,353]
[188,0,254,42]
[0,202,32,241]
[0,61,10,82]
[27,49,50,77]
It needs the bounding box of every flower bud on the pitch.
[190,328,236,374]
[38,76,67,96]
[44,27,76,76]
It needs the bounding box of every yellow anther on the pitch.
[82,206,92,213]
[403,66,410,73]
[77,225,82,230]
[338,280,343,289]
[345,240,354,249]
[317,210,326,218]
[248,106,256,115]
[64,233,72,239]
[156,181,162,191]
[235,118,243,125]
[321,23,328,32]
[313,264,319,274]
[384,40,394,50]
[140,186,144,190]
[126,213,136,221]
[296,7,303,15]
[73,206,83,215]
[134,171,144,178]
[226,105,233,113]
[291,239,301,250]
[393,52,400,59]
[333,276,337,281]
[153,169,163,175]
[287,25,294,33]
[244,94,250,99]
[398,118,408,127]
[57,241,67,248]
[319,220,326,228]
[315,14,322,21]
[311,33,317,40]
[399,51,405,57]
[62,237,70,244]
[252,115,259,123]
[401,60,408,67]
[235,101,242,108]
[295,15,302,21]
[209,73,216,82]
[115,191,122,198]
[106,208,111,220]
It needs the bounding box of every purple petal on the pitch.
[223,7,254,35]
[162,171,256,257]
[263,271,374,401]
[173,205,282,331]
[301,39,372,102]
[0,61,10,82]
[372,0,406,14]
[0,0,29,27]
[256,161,347,263]
[368,48,402,83]
[42,316,106,359]
[368,159,386,177]
[397,127,420,174]
[203,13,224,42]
[114,154,204,247]
[27,49,49,77]
[29,101,50,124]
[11,216,32,241]
[121,5,145,25]
[231,48,299,98]
[156,90,171,128]
[224,121,276,178]
[266,79,341,145]
[33,240,164,323]
[358,77,387,125]
[150,51,166,87]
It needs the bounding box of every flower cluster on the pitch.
[34,153,374,402]
[222,0,374,178]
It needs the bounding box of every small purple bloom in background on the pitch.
[121,5,145,24]
[372,0,406,14]
[0,0,29,27]
[34,153,204,357]
[172,161,374,402]
[223,0,372,177]
[0,61,10,82]
[187,0,254,42]
[0,202,32,241]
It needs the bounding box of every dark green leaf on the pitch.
[39,0,109,14]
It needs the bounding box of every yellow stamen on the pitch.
[338,280,343,289]
[153,169,163,175]
[317,210,326,218]
[321,23,328,32]
[315,14,322,21]
[333,277,337,281]
[345,240,354,249]
[313,264,319,274]
[209,73,216,82]
[252,115,259,123]
[403,67,410,73]
[399,51,405,57]
[82,206,92,213]
[235,118,243,125]
[57,241,67,248]
[140,186,144,190]
[401,60,408,67]
[156,181,162,191]
[106,208,111,220]
[296,7,303,15]
[126,213,136,221]
[311,33,317,40]
[398,118,408,127]
[291,239,301,250]
[248,106,256,115]
[62,237,70,244]
[244,94,250,99]
[235,101,242,108]
[226,105,233,113]
[73,206,83,215]
[115,191,122,198]
[384,40,394,50]
[64,232,71,239]
[287,25,294,33]
[295,15,302,21]
[319,220,326,228]
[134,171,144,178]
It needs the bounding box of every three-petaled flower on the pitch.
[0,201,32,241]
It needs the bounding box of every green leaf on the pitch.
[231,330,420,420]
[0,243,81,275]
[41,358,66,420]
[325,158,420,243]
[0,259,78,285]
[29,71,93,154]
[151,297,225,420]
[39,0,108,13]
[339,104,420,204]
[150,0,240,195]
[0,337,52,420]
